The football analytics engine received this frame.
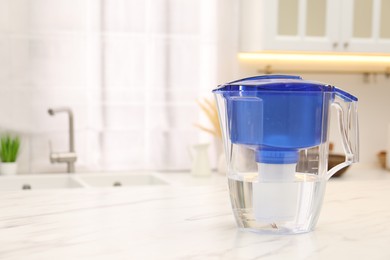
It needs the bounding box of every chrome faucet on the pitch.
[48,107,77,173]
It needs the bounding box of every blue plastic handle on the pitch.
[334,87,358,102]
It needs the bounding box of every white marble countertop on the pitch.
[1,165,390,259]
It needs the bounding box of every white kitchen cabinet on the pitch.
[342,0,390,53]
[240,0,390,53]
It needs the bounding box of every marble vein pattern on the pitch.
[0,180,389,259]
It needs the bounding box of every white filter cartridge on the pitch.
[253,163,298,222]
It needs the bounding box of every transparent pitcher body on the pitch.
[213,75,358,234]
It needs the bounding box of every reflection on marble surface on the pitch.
[0,177,389,259]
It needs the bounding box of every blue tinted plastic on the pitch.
[227,92,323,164]
[334,87,358,101]
[256,150,299,164]
[215,75,357,164]
[213,75,334,93]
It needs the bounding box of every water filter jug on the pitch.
[213,75,359,234]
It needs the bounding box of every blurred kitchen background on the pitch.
[0,0,389,173]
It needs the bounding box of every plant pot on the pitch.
[0,162,18,175]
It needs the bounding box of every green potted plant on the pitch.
[0,135,20,175]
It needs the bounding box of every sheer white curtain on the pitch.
[0,0,227,173]
[97,0,218,170]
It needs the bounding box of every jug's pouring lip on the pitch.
[212,74,358,101]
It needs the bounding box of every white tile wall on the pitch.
[30,37,86,87]
[145,39,168,87]
[0,0,93,173]
[102,0,146,33]
[175,104,199,129]
[104,105,145,129]
[82,130,101,170]
[17,135,31,173]
[149,129,198,170]
[149,89,198,104]
[101,130,145,170]
[9,38,30,87]
[0,0,218,173]
[6,0,30,33]
[103,89,146,105]
[169,0,200,34]
[103,37,145,87]
[168,39,200,87]
[0,88,33,131]
[30,87,87,108]
[97,0,216,171]
[0,0,9,33]
[146,0,169,33]
[0,38,9,84]
[29,0,86,33]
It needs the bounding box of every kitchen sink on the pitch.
[77,173,169,187]
[0,172,169,191]
[0,175,85,191]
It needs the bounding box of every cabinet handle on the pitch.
[333,42,338,48]
[344,42,349,48]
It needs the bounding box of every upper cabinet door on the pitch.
[341,0,390,53]
[240,0,340,52]
[240,0,390,53]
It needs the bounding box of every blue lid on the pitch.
[213,75,358,101]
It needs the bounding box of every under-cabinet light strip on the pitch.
[238,52,390,63]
